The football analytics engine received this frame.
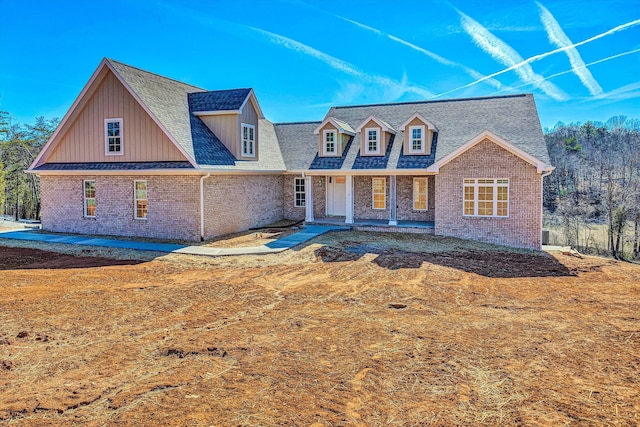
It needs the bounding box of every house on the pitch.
[28,58,553,250]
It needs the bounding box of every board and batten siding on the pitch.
[47,71,187,163]
[200,114,239,157]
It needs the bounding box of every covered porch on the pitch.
[303,173,436,233]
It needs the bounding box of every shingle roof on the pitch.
[274,122,323,171]
[33,161,194,171]
[189,89,252,112]
[327,94,549,165]
[108,60,284,171]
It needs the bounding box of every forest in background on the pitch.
[0,111,638,260]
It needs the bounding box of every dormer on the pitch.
[355,115,396,157]
[313,117,355,157]
[399,112,437,156]
[190,88,264,161]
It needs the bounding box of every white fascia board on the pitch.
[313,117,356,136]
[27,169,204,176]
[427,130,547,174]
[29,58,111,170]
[355,115,396,134]
[399,112,437,131]
[239,89,265,119]
[303,169,434,176]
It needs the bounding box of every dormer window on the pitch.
[105,118,123,155]
[365,128,380,155]
[323,130,336,155]
[242,123,255,157]
[409,125,426,154]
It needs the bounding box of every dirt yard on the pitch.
[1,231,639,426]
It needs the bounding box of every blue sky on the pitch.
[1,0,639,129]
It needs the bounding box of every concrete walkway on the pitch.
[0,225,348,257]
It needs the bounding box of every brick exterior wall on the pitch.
[354,176,389,220]
[283,175,306,221]
[434,139,542,250]
[40,175,201,241]
[397,175,435,222]
[312,176,327,219]
[202,175,284,239]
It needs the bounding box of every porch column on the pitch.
[389,175,398,226]
[345,175,354,224]
[305,176,314,222]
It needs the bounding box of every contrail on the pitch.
[537,1,602,95]
[333,13,509,91]
[505,48,640,91]
[456,10,567,100]
[437,17,640,97]
[249,26,435,99]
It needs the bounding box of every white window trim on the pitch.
[294,177,306,208]
[83,180,96,218]
[365,127,381,155]
[372,177,386,210]
[408,125,426,154]
[413,177,428,211]
[241,123,256,157]
[323,129,337,156]
[134,180,148,220]
[463,178,510,218]
[104,118,123,156]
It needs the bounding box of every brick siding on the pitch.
[40,175,201,241]
[396,175,435,222]
[434,139,542,249]
[353,176,389,220]
[202,174,284,239]
[283,175,306,221]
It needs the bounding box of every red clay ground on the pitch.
[0,231,639,426]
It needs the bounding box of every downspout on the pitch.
[200,172,211,241]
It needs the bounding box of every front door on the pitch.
[326,176,346,216]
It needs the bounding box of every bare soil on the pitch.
[1,232,639,426]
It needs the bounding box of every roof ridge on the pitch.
[274,121,323,125]
[332,94,530,110]
[106,58,206,92]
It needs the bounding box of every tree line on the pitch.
[0,111,58,222]
[544,116,640,260]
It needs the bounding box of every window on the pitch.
[413,177,428,210]
[409,125,425,153]
[84,180,96,217]
[134,180,148,220]
[372,177,386,209]
[105,118,123,155]
[242,123,255,157]
[463,179,509,217]
[294,178,306,207]
[323,130,336,155]
[365,128,380,154]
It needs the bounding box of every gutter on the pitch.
[200,172,211,241]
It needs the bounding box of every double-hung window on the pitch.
[372,177,386,209]
[409,125,425,153]
[294,178,306,207]
[134,180,148,220]
[84,180,96,218]
[105,118,123,155]
[324,130,336,155]
[365,128,380,154]
[463,179,509,217]
[413,177,428,210]
[242,123,255,157]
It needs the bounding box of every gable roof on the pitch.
[329,94,549,165]
[399,112,437,131]
[354,115,397,134]
[313,117,355,135]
